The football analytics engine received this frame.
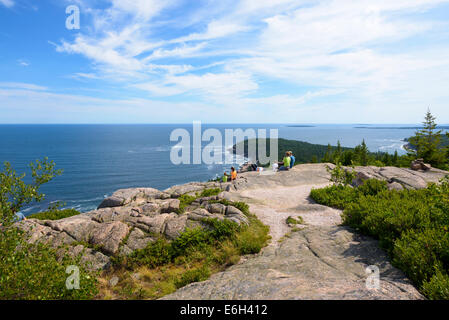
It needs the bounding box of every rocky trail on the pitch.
[164,164,447,300]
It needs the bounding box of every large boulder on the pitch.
[97,188,169,209]
[160,199,180,213]
[45,215,100,242]
[66,245,111,271]
[125,228,155,251]
[89,221,130,255]
[205,203,227,215]
[97,196,123,209]
[135,213,175,234]
[411,159,431,171]
[225,206,249,226]
[164,215,188,240]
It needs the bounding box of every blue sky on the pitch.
[1,0,449,124]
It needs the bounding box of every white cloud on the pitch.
[0,0,14,8]
[0,82,47,91]
[45,0,449,123]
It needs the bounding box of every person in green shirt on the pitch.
[278,152,291,171]
[222,172,228,182]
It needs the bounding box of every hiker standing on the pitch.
[230,167,237,180]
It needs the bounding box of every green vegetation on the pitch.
[28,203,80,220]
[102,200,270,299]
[286,216,304,225]
[326,162,357,187]
[405,109,449,169]
[199,188,221,197]
[176,188,223,214]
[311,177,449,299]
[176,194,197,213]
[235,110,449,169]
[0,159,97,300]
[235,137,407,167]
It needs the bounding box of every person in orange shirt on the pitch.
[230,167,237,181]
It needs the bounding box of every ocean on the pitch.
[0,123,438,215]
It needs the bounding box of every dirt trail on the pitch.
[163,164,424,300]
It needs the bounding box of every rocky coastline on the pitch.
[15,163,449,299]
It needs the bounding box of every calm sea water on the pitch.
[0,123,440,215]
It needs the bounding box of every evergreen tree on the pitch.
[393,150,399,166]
[354,140,369,166]
[342,150,354,166]
[407,109,446,166]
[322,144,333,163]
[334,141,342,162]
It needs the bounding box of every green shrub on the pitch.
[176,194,197,213]
[0,159,98,300]
[175,265,211,289]
[171,227,211,257]
[204,218,240,241]
[422,270,449,300]
[286,216,304,225]
[357,179,388,196]
[235,217,270,255]
[327,162,356,187]
[393,228,449,285]
[199,188,222,197]
[28,208,80,220]
[128,238,172,268]
[0,228,98,300]
[310,185,358,210]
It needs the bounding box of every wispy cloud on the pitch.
[6,0,449,123]
[0,0,14,8]
[0,82,47,91]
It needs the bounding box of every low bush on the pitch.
[310,185,358,210]
[176,194,197,213]
[199,188,222,197]
[0,228,98,300]
[28,208,80,220]
[174,265,211,289]
[0,159,98,300]
[286,216,304,225]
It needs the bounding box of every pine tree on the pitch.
[334,141,342,163]
[355,140,369,166]
[407,109,446,166]
[322,144,333,163]
[393,150,399,166]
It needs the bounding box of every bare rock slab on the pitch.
[162,226,423,300]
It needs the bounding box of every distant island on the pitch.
[285,125,316,128]
[355,126,449,130]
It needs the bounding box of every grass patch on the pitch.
[310,177,449,300]
[286,216,304,225]
[199,188,222,197]
[28,208,80,220]
[176,194,197,214]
